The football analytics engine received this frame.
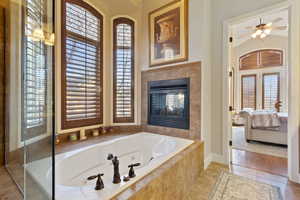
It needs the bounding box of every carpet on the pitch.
[232,127,287,158]
[209,171,282,200]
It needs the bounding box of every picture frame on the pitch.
[149,0,188,67]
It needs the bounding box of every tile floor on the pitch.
[185,163,300,200]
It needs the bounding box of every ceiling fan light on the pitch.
[260,33,267,38]
[264,28,272,35]
[256,29,262,35]
[251,33,257,38]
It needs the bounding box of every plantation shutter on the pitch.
[239,51,259,70]
[61,0,103,129]
[240,49,283,70]
[113,18,135,123]
[263,73,280,111]
[260,50,283,67]
[23,0,47,139]
[241,75,256,110]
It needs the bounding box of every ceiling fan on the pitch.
[239,17,288,39]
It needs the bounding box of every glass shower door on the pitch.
[5,0,55,199]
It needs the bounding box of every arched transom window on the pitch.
[239,49,283,70]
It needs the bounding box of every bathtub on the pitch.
[27,132,194,200]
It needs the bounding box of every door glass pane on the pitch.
[263,73,280,111]
[5,0,54,199]
[241,75,256,110]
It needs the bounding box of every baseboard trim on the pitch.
[205,153,228,168]
[204,154,212,169]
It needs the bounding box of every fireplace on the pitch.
[148,78,190,129]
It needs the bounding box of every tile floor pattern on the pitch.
[185,163,300,200]
[1,163,300,200]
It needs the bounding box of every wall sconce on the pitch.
[27,27,55,46]
[44,33,55,46]
[28,28,45,42]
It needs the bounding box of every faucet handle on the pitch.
[87,173,104,180]
[87,174,104,190]
[107,153,114,160]
[128,163,141,178]
[128,163,141,168]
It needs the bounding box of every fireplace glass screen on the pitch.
[148,78,189,129]
[151,92,185,117]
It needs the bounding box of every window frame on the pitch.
[241,74,257,110]
[262,72,280,112]
[112,17,135,123]
[61,0,104,129]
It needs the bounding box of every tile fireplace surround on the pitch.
[141,62,201,140]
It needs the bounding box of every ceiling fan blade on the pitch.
[238,32,252,39]
[273,25,288,30]
[272,17,283,24]
[265,22,272,27]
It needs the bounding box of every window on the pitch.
[22,0,47,139]
[113,18,135,123]
[263,73,280,111]
[240,49,283,70]
[61,0,103,129]
[241,75,256,110]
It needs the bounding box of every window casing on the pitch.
[22,0,47,139]
[61,0,103,129]
[113,18,135,123]
[263,73,280,111]
[241,75,257,110]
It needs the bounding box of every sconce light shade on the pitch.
[29,28,45,42]
[45,33,55,46]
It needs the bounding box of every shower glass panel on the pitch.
[5,0,54,199]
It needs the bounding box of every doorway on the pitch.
[226,7,290,177]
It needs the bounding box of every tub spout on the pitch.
[108,154,121,184]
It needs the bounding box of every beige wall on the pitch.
[210,0,288,155]
[55,0,143,134]
[139,0,212,164]
[232,35,289,112]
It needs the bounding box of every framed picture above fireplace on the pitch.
[149,0,189,67]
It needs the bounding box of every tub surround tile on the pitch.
[141,62,201,140]
[111,141,204,200]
